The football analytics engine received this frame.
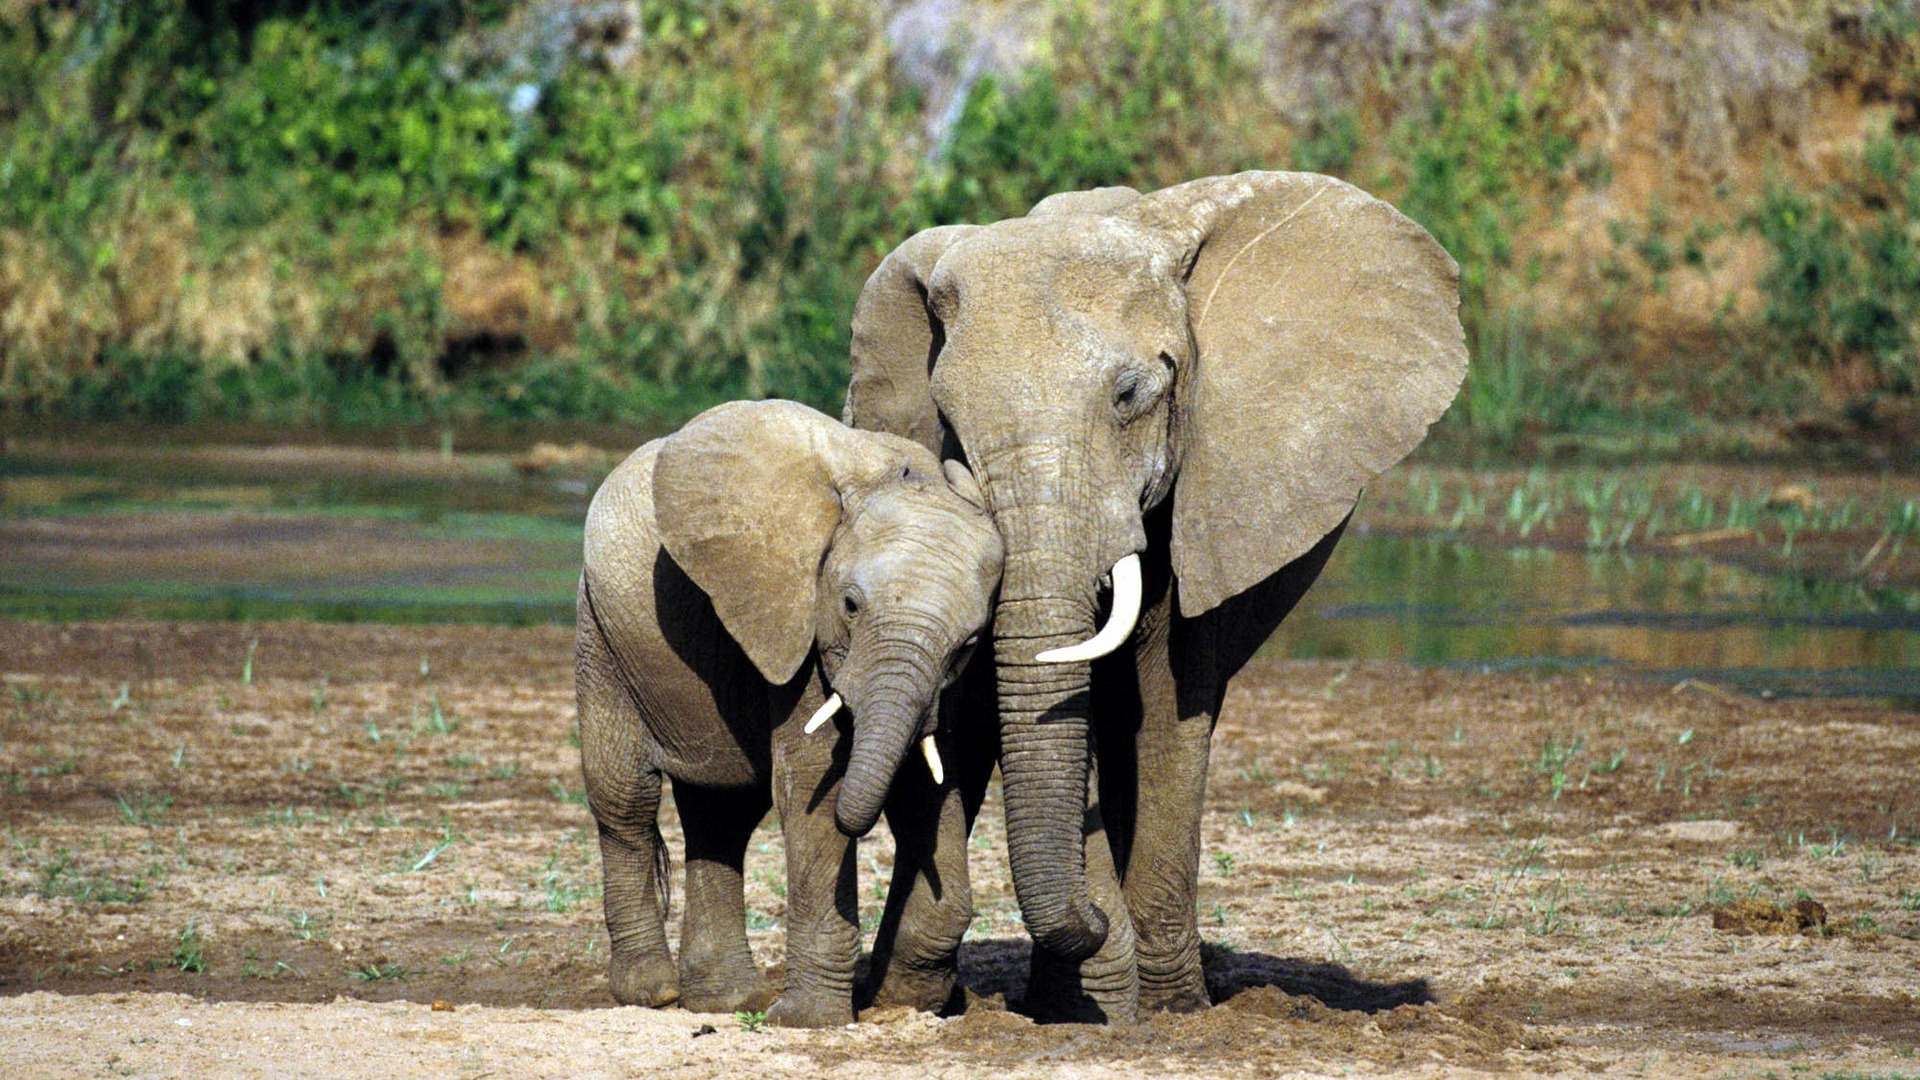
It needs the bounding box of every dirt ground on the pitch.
[1,620,1916,1078]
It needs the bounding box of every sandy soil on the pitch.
[2,621,1916,1077]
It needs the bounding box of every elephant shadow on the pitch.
[940,938,1431,1017]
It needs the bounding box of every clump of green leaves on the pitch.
[174,922,207,973]
[1749,133,1920,397]
[349,961,410,982]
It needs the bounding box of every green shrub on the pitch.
[1390,40,1576,320]
[1750,133,1920,395]
[1,0,1906,448]
[916,0,1264,225]
[1386,35,1581,446]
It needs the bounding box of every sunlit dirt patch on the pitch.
[1,620,1916,1076]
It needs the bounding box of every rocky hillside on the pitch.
[1,1,1915,456]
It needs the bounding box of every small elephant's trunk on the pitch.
[834,655,941,838]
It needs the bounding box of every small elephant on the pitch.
[576,399,1003,1027]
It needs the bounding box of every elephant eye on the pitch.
[843,591,861,618]
[1112,367,1163,423]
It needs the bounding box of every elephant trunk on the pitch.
[834,646,942,838]
[990,491,1110,962]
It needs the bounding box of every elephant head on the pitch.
[652,400,1003,837]
[843,172,1467,958]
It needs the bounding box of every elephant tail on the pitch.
[651,818,671,923]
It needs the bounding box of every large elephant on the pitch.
[843,171,1467,1021]
[577,399,1003,1027]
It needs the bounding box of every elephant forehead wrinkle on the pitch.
[850,510,1000,588]
[1040,303,1125,358]
[969,440,1085,482]
[980,429,1126,490]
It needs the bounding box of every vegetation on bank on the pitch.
[1,0,1917,456]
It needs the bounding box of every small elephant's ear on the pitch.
[1128,171,1467,617]
[843,224,978,455]
[653,401,870,684]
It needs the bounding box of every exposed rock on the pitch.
[885,0,1043,151]
[1219,0,1498,125]
[452,0,643,112]
[1601,10,1812,174]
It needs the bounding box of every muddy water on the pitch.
[3,451,1917,703]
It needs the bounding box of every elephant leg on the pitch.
[1120,608,1217,1013]
[1024,753,1139,1023]
[1117,516,1342,1010]
[578,614,677,1007]
[864,761,972,1012]
[672,779,776,1014]
[766,722,859,1028]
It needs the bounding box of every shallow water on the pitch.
[3,451,1916,703]
[1275,531,1920,704]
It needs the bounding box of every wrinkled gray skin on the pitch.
[844,172,1467,1021]
[577,400,1003,1027]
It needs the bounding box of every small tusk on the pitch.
[803,692,843,734]
[1035,553,1143,663]
[920,736,944,785]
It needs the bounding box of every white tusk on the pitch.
[920,736,944,785]
[803,692,843,734]
[1035,553,1143,663]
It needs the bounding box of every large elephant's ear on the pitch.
[653,400,865,683]
[1128,171,1467,618]
[843,224,978,454]
[1027,186,1140,217]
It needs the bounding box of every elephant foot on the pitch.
[1138,945,1210,1013]
[1139,977,1211,1013]
[678,950,776,1015]
[1023,948,1139,1024]
[767,989,854,1028]
[608,949,680,1007]
[864,963,959,1014]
